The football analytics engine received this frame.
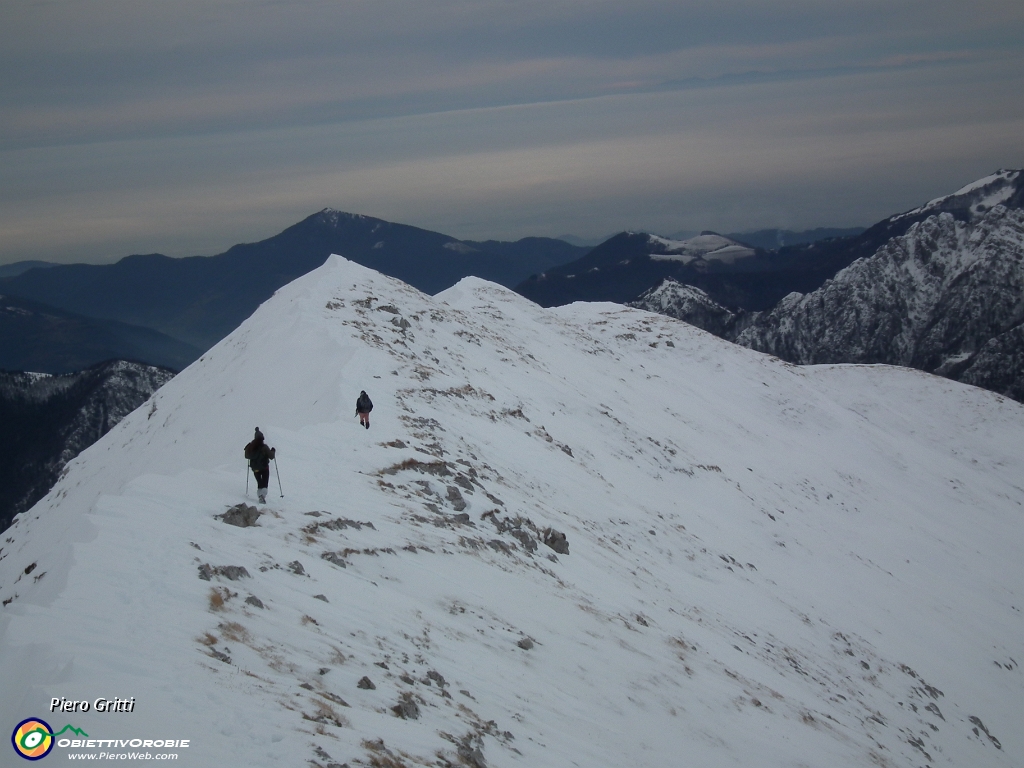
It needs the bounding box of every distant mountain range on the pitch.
[1,212,871,377]
[516,227,871,311]
[0,360,173,532]
[727,227,867,250]
[0,211,587,372]
[0,260,58,279]
[555,227,865,251]
[630,170,1024,402]
[515,210,963,312]
[0,293,200,373]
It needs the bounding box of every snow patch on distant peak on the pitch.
[891,169,1021,222]
[315,208,370,226]
[443,241,478,254]
[950,169,1019,197]
[647,233,755,264]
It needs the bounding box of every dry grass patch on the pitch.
[218,621,250,644]
[208,587,234,611]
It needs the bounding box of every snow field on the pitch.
[1,256,1022,767]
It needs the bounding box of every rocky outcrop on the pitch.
[734,206,1024,401]
[629,278,751,338]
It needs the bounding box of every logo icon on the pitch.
[11,718,54,760]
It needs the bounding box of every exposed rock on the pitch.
[244,595,265,609]
[321,551,348,568]
[517,637,535,650]
[458,736,487,768]
[446,485,467,511]
[510,528,538,553]
[357,676,376,690]
[380,458,452,477]
[313,744,349,768]
[288,560,305,575]
[542,528,569,555]
[969,716,1002,749]
[483,513,540,553]
[320,691,350,708]
[487,540,513,555]
[217,503,261,527]
[391,692,420,720]
[304,517,376,534]
[198,564,251,581]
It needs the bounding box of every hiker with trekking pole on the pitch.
[244,427,279,503]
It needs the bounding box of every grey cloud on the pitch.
[0,0,1022,263]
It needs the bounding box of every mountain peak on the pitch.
[891,168,1023,223]
[309,208,373,226]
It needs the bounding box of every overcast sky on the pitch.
[2,0,1023,265]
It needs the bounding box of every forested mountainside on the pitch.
[0,360,173,532]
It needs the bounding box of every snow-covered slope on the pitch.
[2,257,1022,768]
[890,169,1023,223]
[647,233,756,264]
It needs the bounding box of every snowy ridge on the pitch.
[890,170,1021,222]
[1,257,1022,767]
[647,233,756,264]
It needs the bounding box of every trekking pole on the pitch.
[245,463,249,496]
[274,458,284,498]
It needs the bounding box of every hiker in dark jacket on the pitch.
[356,390,373,429]
[244,427,276,503]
